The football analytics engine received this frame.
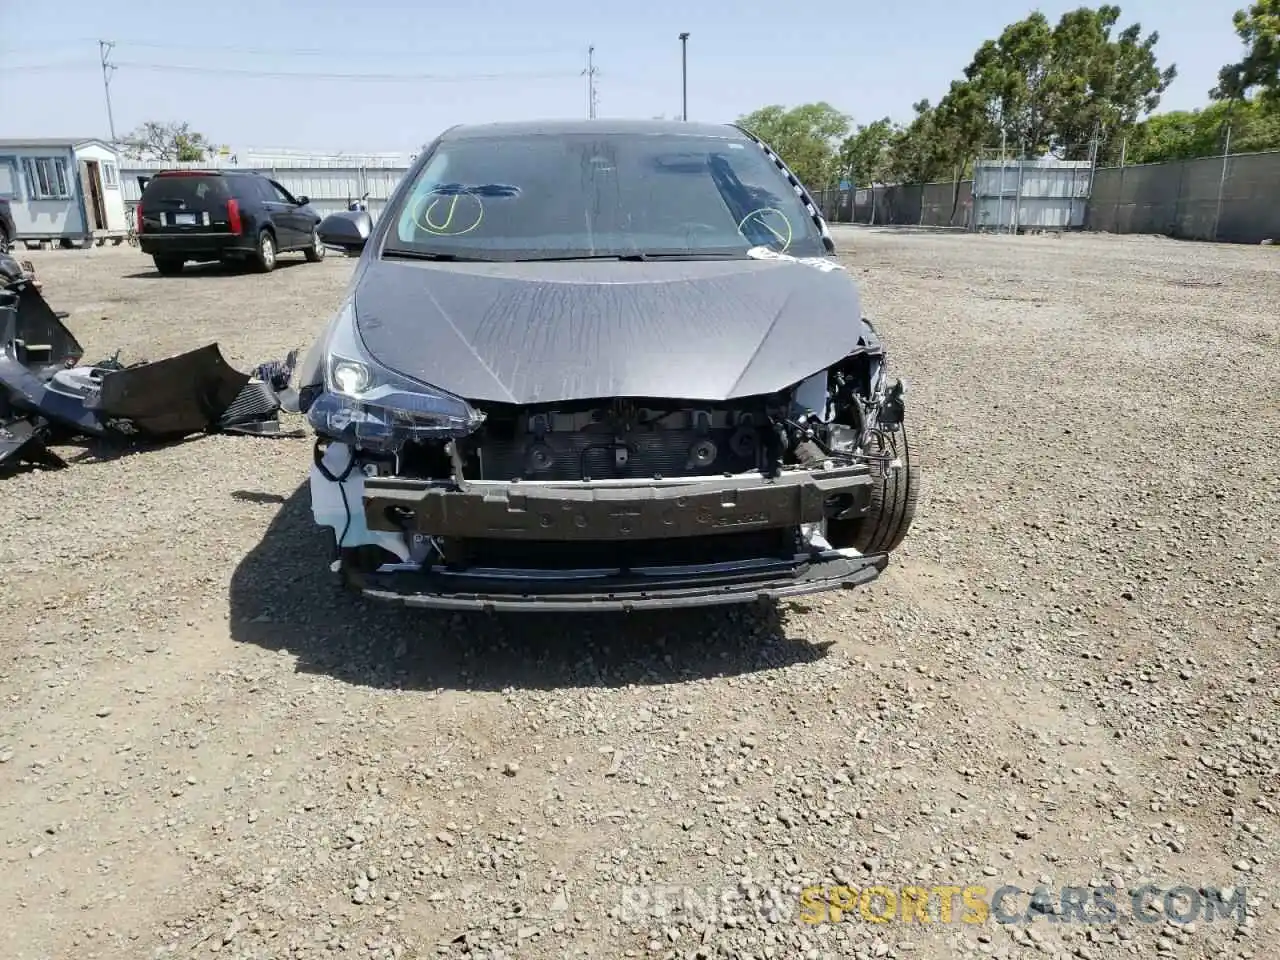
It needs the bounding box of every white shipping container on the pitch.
[972,159,1093,231]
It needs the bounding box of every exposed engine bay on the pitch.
[352,334,904,488]
[308,324,913,605]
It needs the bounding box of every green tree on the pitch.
[119,121,218,162]
[1124,98,1280,162]
[736,102,852,188]
[961,12,1056,153]
[1123,104,1234,162]
[1214,0,1280,103]
[895,5,1175,170]
[1046,6,1177,157]
[884,84,992,183]
[955,6,1175,159]
[838,118,897,187]
[885,101,949,183]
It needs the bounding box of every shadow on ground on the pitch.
[123,258,312,280]
[228,484,829,692]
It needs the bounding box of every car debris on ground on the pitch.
[0,254,301,475]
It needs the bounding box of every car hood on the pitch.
[352,256,865,405]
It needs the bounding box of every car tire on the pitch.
[827,422,919,554]
[0,230,10,255]
[251,229,277,273]
[153,255,185,276]
[303,227,326,263]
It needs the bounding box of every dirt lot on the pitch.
[1,229,1276,960]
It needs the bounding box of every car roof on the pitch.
[152,169,264,177]
[438,119,751,142]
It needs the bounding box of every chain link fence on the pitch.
[810,149,1280,243]
[1088,149,1280,243]
[120,146,1280,245]
[809,181,973,229]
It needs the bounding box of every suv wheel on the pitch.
[252,229,276,273]
[0,231,9,255]
[826,422,919,554]
[303,227,326,263]
[153,255,185,276]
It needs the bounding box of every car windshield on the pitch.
[382,131,827,262]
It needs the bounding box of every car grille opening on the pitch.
[459,398,779,482]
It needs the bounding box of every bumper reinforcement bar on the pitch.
[362,465,874,542]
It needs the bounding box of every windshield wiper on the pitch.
[637,251,748,260]
[382,249,492,262]
[511,251,748,263]
[508,254,651,262]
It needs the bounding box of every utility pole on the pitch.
[678,33,689,121]
[582,45,599,120]
[99,40,117,142]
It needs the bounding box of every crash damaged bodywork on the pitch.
[298,119,920,611]
[301,269,914,612]
[1,264,296,473]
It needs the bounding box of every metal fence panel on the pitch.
[1172,156,1224,241]
[1214,151,1280,243]
[973,159,1092,231]
[811,181,971,227]
[1088,149,1280,243]
[881,184,923,225]
[1089,163,1178,235]
[919,180,971,227]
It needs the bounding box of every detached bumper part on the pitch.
[0,416,67,470]
[347,466,886,611]
[1,271,300,477]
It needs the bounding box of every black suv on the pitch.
[136,170,325,275]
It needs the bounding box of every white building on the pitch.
[0,138,130,247]
[119,147,417,223]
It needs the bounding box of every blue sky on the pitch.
[0,0,1248,154]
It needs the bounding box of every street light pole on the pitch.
[678,32,689,121]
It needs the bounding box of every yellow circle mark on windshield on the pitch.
[414,190,484,237]
[738,207,793,252]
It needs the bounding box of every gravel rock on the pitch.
[0,232,1276,960]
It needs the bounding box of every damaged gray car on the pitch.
[295,119,918,612]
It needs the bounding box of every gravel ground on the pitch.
[0,230,1276,960]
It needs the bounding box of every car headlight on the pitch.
[304,300,485,452]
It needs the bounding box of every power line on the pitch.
[0,59,97,72]
[111,61,581,83]
[0,43,88,57]
[1,36,587,59]
[0,56,640,86]
[64,36,583,60]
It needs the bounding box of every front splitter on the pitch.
[348,550,890,613]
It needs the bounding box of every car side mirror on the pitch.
[318,210,372,254]
[294,195,310,205]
